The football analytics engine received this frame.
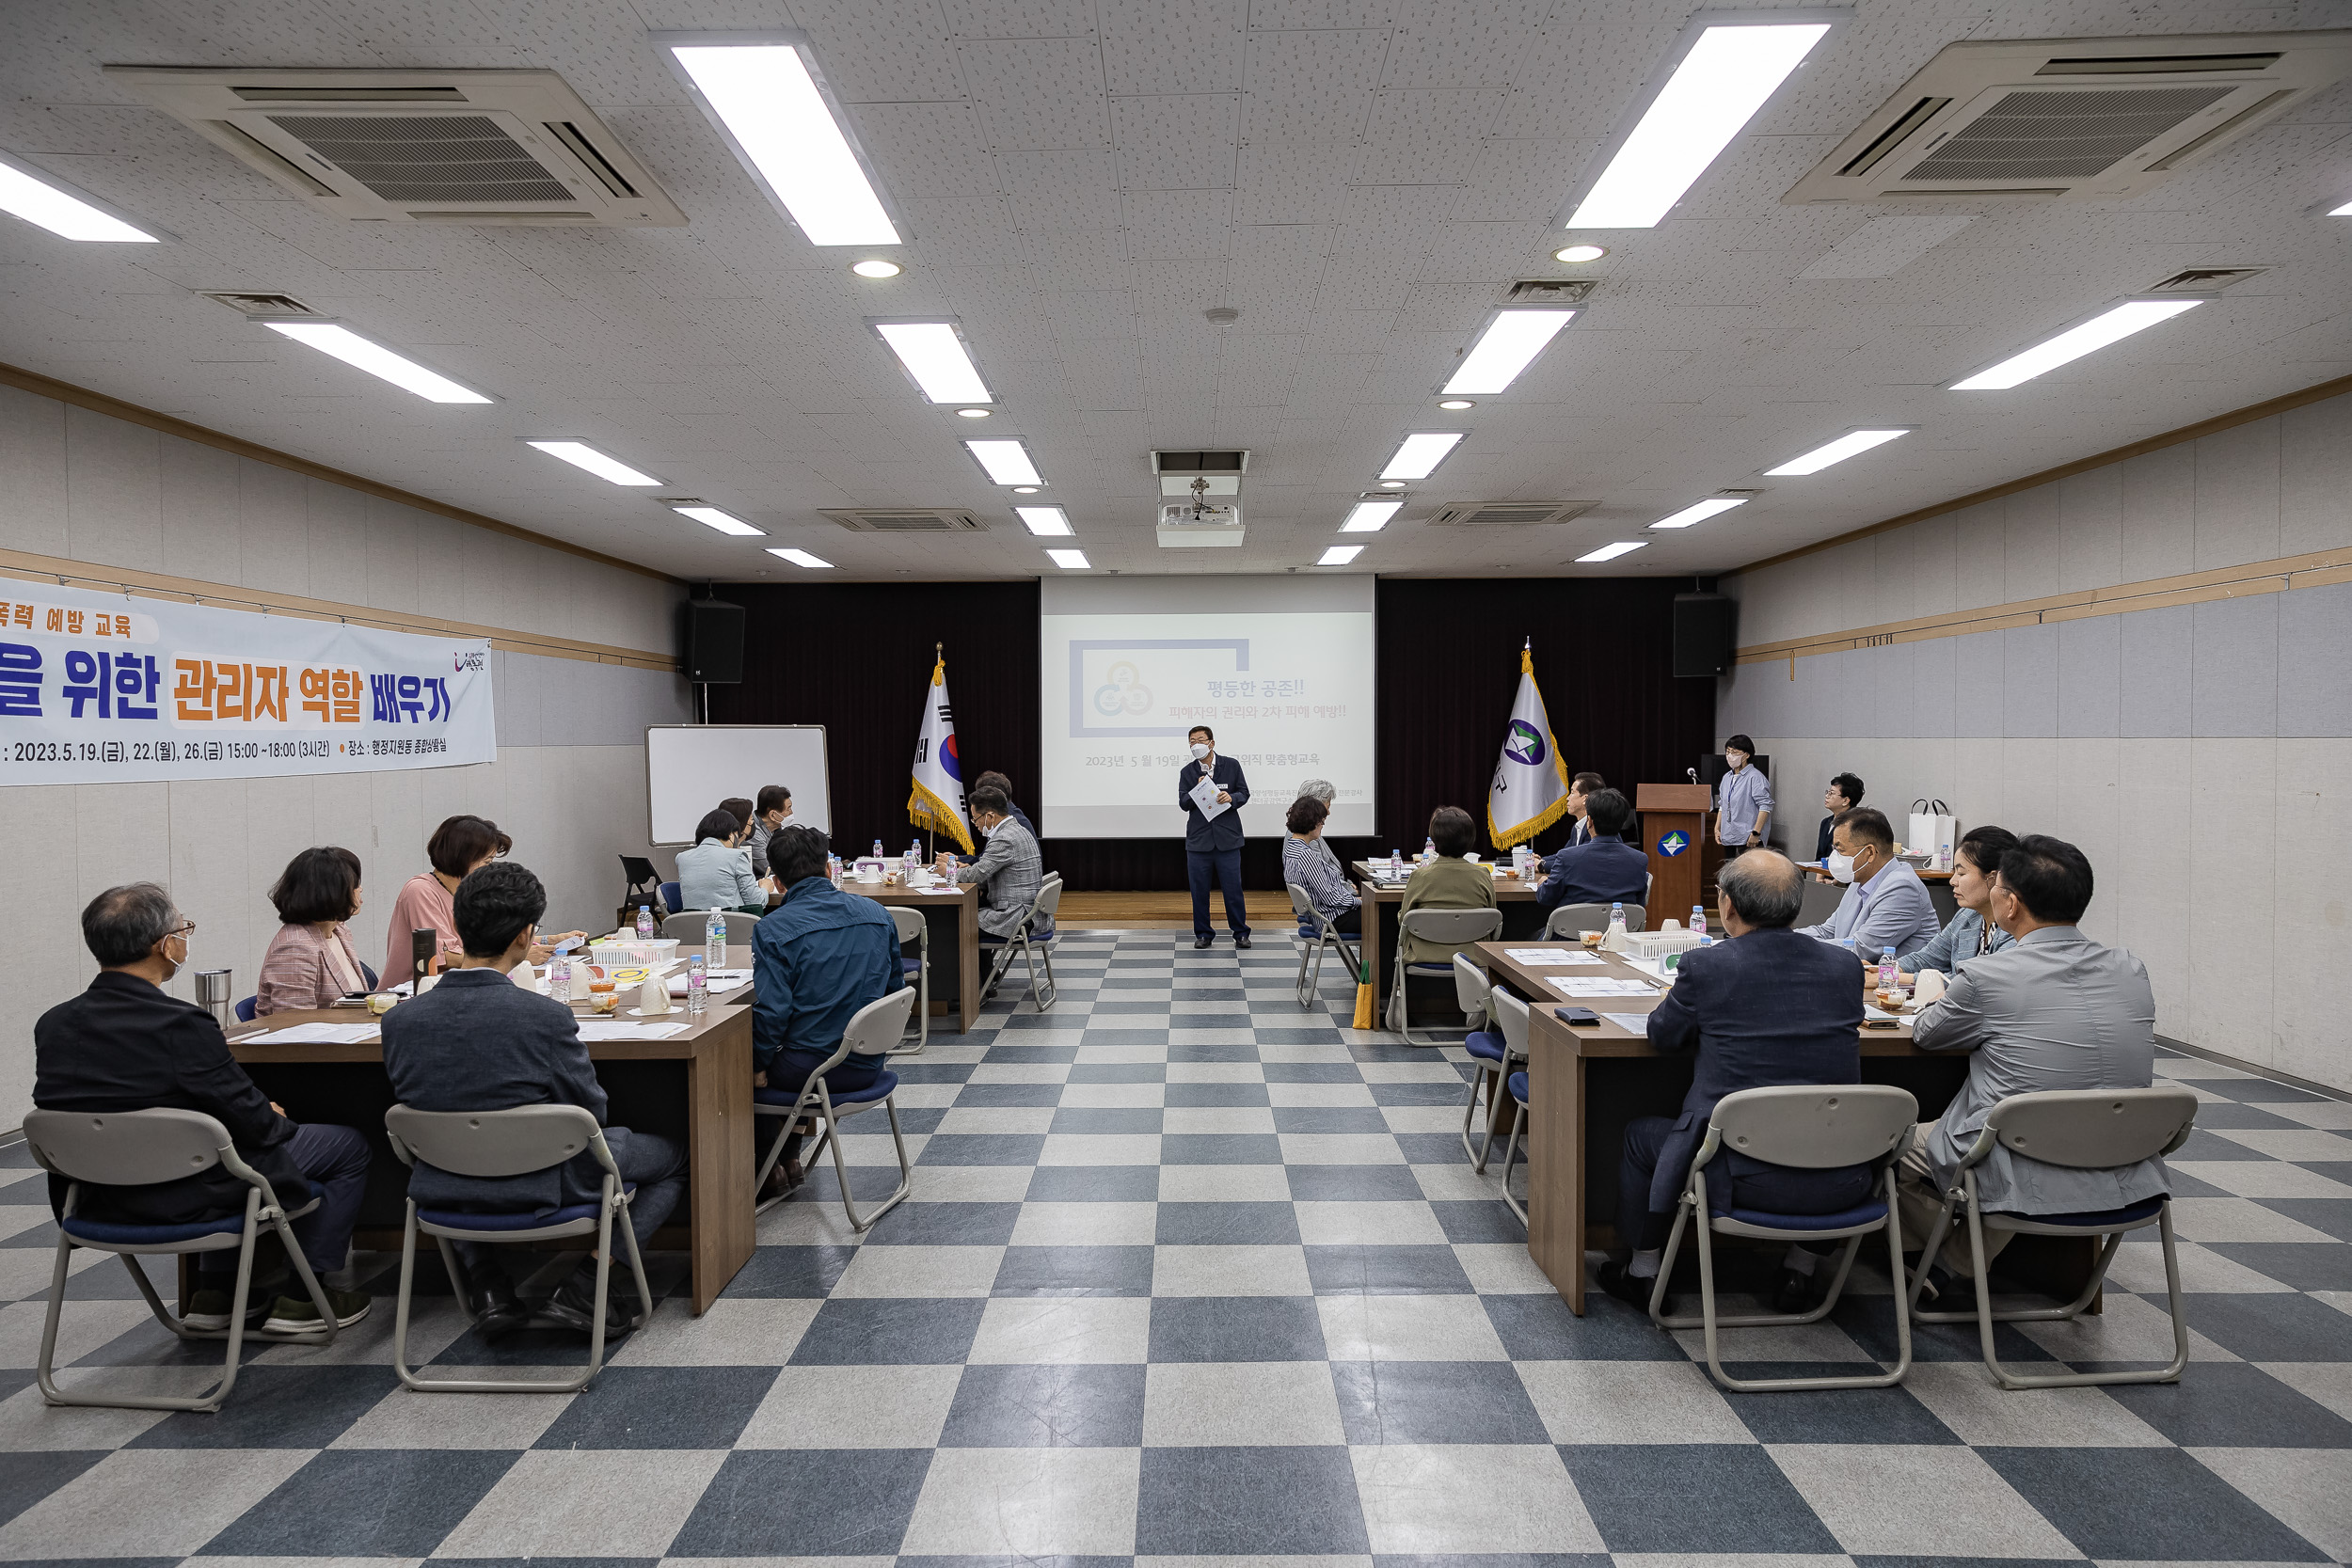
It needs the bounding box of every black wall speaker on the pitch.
[1673,592,1736,678]
[683,598,745,685]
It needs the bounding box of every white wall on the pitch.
[1721,389,2352,1091]
[0,385,691,1127]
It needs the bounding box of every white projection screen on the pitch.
[645,725,832,846]
[1040,576,1375,839]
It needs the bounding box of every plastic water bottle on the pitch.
[686,954,707,1017]
[1879,945,1899,992]
[1608,902,1627,940]
[1422,835,1436,863]
[547,951,571,1004]
[1389,848,1401,872]
[828,853,842,884]
[908,838,924,873]
[634,902,654,941]
[871,838,884,862]
[1691,904,1708,940]
[705,908,727,972]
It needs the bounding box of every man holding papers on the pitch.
[1178,724,1251,949]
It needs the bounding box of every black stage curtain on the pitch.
[708,577,1712,892]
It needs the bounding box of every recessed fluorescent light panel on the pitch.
[675,505,764,537]
[1950,299,2203,390]
[0,150,163,242]
[873,320,991,404]
[1045,548,1090,569]
[1380,432,1464,482]
[1577,541,1648,562]
[1015,506,1073,536]
[2331,198,2352,216]
[965,437,1043,486]
[262,322,491,404]
[528,440,662,486]
[768,546,834,568]
[1443,309,1576,396]
[1318,545,1365,566]
[1341,499,1403,533]
[1566,13,1838,230]
[657,31,902,246]
[1765,427,1910,476]
[1651,498,1747,530]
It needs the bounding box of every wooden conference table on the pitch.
[1350,861,1544,1023]
[227,946,760,1315]
[843,876,984,1034]
[1473,940,2093,1315]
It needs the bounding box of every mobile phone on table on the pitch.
[1554,1006,1600,1026]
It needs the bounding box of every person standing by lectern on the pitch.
[1178,724,1250,949]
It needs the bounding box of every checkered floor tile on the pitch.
[6,929,2352,1565]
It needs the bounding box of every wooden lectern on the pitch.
[1637,783,1713,922]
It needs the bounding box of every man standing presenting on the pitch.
[1714,734,1772,855]
[1178,724,1250,950]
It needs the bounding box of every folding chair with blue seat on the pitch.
[888,904,930,1054]
[661,910,761,944]
[1905,1085,2197,1389]
[23,1107,342,1414]
[1388,905,1502,1044]
[1454,954,1514,1168]
[1650,1083,1920,1392]
[659,879,682,914]
[1486,994,1537,1225]
[1287,882,1360,1007]
[754,986,919,1231]
[980,873,1062,1013]
[384,1102,653,1394]
[1544,901,1645,939]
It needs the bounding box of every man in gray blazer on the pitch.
[957,783,1045,942]
[1901,835,2164,1299]
[382,862,688,1341]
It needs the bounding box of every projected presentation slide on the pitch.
[1040,577,1375,839]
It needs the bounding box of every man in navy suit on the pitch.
[1599,849,1868,1315]
[1177,723,1251,949]
[1534,787,1650,916]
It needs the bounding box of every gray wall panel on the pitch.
[2278,582,2352,739]
[2057,614,2121,738]
[1953,631,2004,737]
[2119,604,2193,738]
[2003,624,2058,738]
[2190,594,2279,738]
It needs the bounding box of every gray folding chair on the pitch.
[889,904,930,1054]
[981,873,1062,1012]
[1486,993,1536,1224]
[1388,906,1503,1043]
[755,987,920,1231]
[384,1102,652,1394]
[1543,902,1646,938]
[1651,1084,1919,1392]
[1454,954,1515,1169]
[1287,883,1360,1007]
[1905,1086,2198,1389]
[662,910,762,943]
[24,1107,341,1413]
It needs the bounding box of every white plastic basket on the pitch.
[588,938,679,969]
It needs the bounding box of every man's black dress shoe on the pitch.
[539,1265,637,1337]
[467,1275,531,1343]
[1234,932,1251,949]
[1597,1259,1674,1318]
[1772,1266,1815,1315]
[1193,934,1213,949]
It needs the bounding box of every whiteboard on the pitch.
[645,725,832,847]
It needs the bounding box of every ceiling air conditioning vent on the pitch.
[1506,279,1595,305]
[199,291,318,318]
[2148,266,2268,294]
[821,509,988,533]
[1426,500,1598,528]
[1152,450,1248,475]
[1786,31,2352,205]
[106,67,686,227]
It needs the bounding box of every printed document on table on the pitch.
[1503,948,1604,965]
[243,1022,380,1045]
[1547,976,1658,998]
[577,1021,691,1041]
[1603,1013,1655,1034]
[1187,774,1230,823]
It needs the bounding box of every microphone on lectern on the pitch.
[1686,767,1699,784]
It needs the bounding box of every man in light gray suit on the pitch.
[1899,834,2164,1294]
[956,783,1045,942]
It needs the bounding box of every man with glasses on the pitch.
[32,883,374,1334]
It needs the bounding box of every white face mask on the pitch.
[1190,742,1210,760]
[1826,851,1856,884]
[1726,752,1747,770]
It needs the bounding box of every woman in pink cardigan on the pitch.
[255,847,373,1014]
[383,815,584,986]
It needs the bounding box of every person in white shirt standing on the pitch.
[1713,735,1772,856]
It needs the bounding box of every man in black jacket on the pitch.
[381,861,686,1339]
[34,883,373,1334]
[1599,850,1869,1315]
[1178,723,1251,949]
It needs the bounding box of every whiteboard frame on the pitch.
[644,724,833,847]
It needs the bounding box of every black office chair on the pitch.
[620,855,661,909]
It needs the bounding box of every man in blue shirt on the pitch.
[751,825,905,1194]
[1534,787,1649,915]
[1713,734,1772,852]
[1801,805,1940,962]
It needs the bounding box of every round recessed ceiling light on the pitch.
[1012,485,1040,494]
[851,259,902,278]
[1438,399,1474,410]
[956,406,993,418]
[1378,480,1406,489]
[1553,244,1607,263]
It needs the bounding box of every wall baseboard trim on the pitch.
[0,546,679,673]
[1726,372,2352,580]
[2155,1035,2352,1104]
[0,360,682,587]
[1734,543,2351,666]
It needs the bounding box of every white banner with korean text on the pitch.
[0,580,494,785]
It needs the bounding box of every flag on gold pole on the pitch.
[1486,639,1570,849]
[908,647,975,854]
